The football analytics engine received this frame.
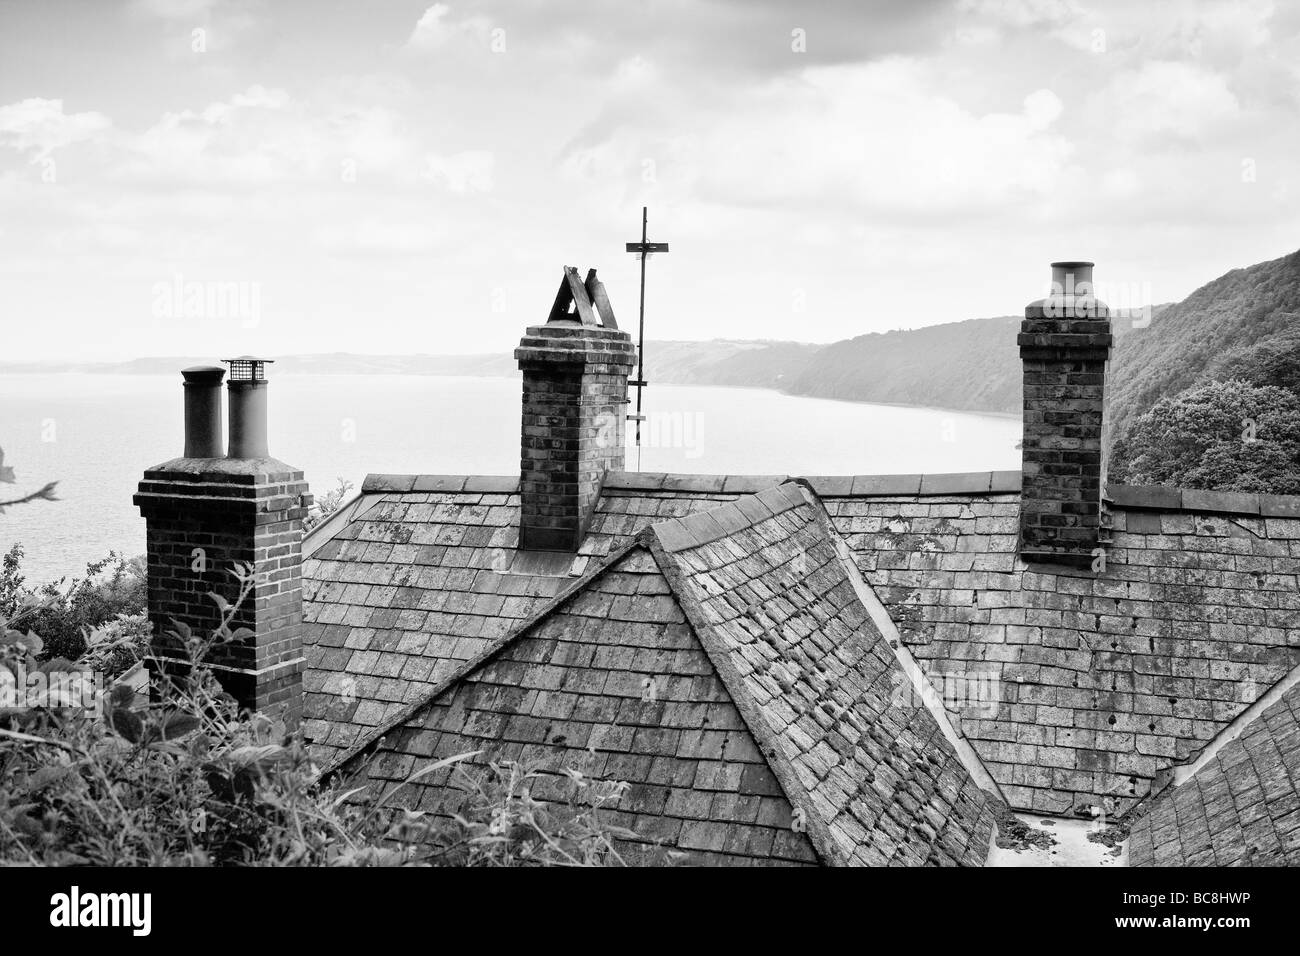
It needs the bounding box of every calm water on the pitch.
[0,373,1019,582]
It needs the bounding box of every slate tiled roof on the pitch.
[345,544,820,866]
[816,480,1300,815]
[648,481,1001,865]
[303,470,1300,824]
[1128,679,1300,866]
[327,480,1004,866]
[301,474,765,764]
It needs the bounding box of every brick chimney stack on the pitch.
[1018,261,1113,566]
[135,358,312,725]
[515,267,635,551]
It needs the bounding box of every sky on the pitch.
[1,0,1298,361]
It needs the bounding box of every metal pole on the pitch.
[635,206,648,468]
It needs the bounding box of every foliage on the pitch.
[304,478,355,533]
[404,761,642,867]
[0,546,147,666]
[1211,326,1300,396]
[79,612,152,682]
[0,566,634,867]
[1107,248,1300,441]
[1111,380,1300,494]
[0,545,24,617]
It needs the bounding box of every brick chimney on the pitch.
[1018,262,1113,566]
[515,266,635,551]
[134,357,312,725]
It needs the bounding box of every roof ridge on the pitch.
[645,478,1006,864]
[789,479,1007,803]
[642,515,845,866]
[347,471,1300,516]
[652,480,809,554]
[1106,483,1300,517]
[360,474,518,494]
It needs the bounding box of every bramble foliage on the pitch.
[1,545,147,667]
[304,477,354,533]
[396,761,641,867]
[1111,380,1300,494]
[0,565,633,867]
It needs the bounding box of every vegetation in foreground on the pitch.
[0,564,636,867]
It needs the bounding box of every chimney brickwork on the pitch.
[1018,262,1112,566]
[515,285,635,551]
[135,360,311,725]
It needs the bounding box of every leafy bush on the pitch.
[79,612,152,682]
[1,545,146,664]
[304,478,354,533]
[0,565,632,867]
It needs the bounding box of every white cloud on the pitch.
[130,0,224,20]
[1024,88,1064,129]
[0,99,111,158]
[406,4,494,51]
[562,59,1077,220]
[423,150,494,193]
[958,0,1082,29]
[1093,61,1240,142]
[312,220,448,255]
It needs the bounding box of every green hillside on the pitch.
[1107,249,1300,491]
[784,316,1023,413]
[1106,249,1300,441]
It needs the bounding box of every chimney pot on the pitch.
[1049,260,1095,293]
[180,365,225,458]
[222,356,274,459]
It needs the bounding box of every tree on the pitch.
[1114,379,1300,494]
[1212,327,1300,396]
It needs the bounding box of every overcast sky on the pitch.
[1,0,1298,361]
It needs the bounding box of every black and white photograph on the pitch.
[0,0,1294,935]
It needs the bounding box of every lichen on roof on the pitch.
[322,479,1005,865]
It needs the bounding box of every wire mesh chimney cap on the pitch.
[221,356,274,382]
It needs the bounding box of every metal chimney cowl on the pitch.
[223,356,273,460]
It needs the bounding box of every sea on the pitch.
[0,373,1019,583]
